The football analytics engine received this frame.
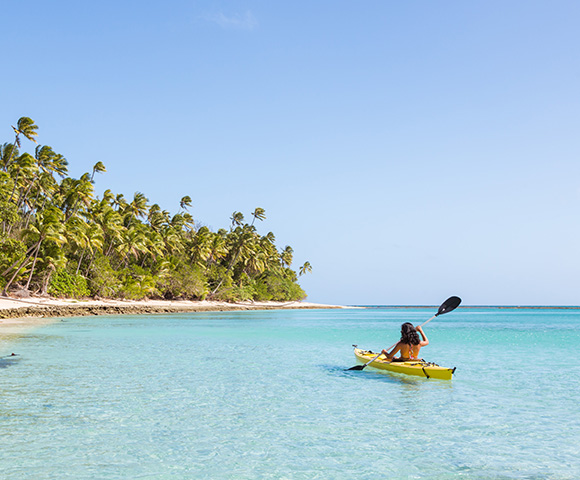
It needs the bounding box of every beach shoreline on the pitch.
[0,295,346,327]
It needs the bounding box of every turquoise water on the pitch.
[0,307,579,479]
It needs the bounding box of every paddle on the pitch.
[346,296,462,371]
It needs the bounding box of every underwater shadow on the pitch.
[0,354,21,369]
[321,364,431,386]
[321,364,454,390]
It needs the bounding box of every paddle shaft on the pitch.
[359,313,438,368]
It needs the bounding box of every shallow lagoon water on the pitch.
[0,307,579,479]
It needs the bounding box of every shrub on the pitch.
[0,238,26,275]
[118,266,160,300]
[213,283,256,302]
[156,263,208,300]
[86,255,121,297]
[48,269,90,298]
[259,272,306,301]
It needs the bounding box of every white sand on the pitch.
[0,295,347,327]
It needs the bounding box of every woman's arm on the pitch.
[416,325,429,346]
[382,342,401,360]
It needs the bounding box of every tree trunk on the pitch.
[2,242,40,277]
[85,250,97,277]
[41,264,55,295]
[2,238,43,295]
[76,248,86,275]
[24,242,42,290]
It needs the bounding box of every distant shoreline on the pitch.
[0,296,346,325]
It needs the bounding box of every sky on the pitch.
[2,1,580,306]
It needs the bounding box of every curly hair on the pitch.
[400,322,420,345]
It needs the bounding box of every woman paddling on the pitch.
[381,323,429,362]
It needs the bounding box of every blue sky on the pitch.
[3,1,580,305]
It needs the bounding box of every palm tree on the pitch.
[60,173,94,219]
[1,117,309,302]
[210,223,257,295]
[16,145,67,212]
[90,161,106,182]
[112,193,126,211]
[123,192,149,221]
[3,206,65,294]
[299,261,312,276]
[79,223,104,275]
[12,117,39,146]
[230,211,244,229]
[251,207,266,226]
[116,223,149,268]
[5,117,38,168]
[207,232,228,264]
[280,246,294,268]
[179,195,192,211]
[1,143,18,172]
[189,227,212,266]
[7,153,37,222]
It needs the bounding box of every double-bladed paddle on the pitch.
[346,296,462,371]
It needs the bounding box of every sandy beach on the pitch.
[0,295,345,327]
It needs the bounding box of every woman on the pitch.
[381,323,429,361]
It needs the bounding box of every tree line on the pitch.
[0,117,312,301]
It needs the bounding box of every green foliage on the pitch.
[0,173,18,227]
[156,263,208,300]
[86,255,121,297]
[48,269,90,298]
[1,116,311,302]
[118,269,158,300]
[258,272,307,301]
[0,238,26,274]
[213,283,256,302]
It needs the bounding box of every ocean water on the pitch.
[0,307,579,480]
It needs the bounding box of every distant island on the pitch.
[0,117,311,303]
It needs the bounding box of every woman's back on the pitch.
[394,341,420,360]
[383,323,428,361]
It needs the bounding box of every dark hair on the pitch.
[400,322,420,345]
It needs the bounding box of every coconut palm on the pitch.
[251,207,266,226]
[230,211,244,229]
[207,232,228,264]
[90,161,106,182]
[179,195,192,211]
[123,192,149,221]
[112,193,127,211]
[281,246,294,268]
[1,118,309,302]
[3,206,65,294]
[5,117,38,168]
[299,261,312,276]
[189,226,212,266]
[16,146,67,212]
[1,143,18,172]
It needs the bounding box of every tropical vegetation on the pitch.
[0,117,311,301]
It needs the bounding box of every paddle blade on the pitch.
[436,296,462,316]
[346,365,366,371]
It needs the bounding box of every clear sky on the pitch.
[3,1,580,306]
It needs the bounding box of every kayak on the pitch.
[353,347,455,380]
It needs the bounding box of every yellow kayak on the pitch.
[353,348,455,380]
